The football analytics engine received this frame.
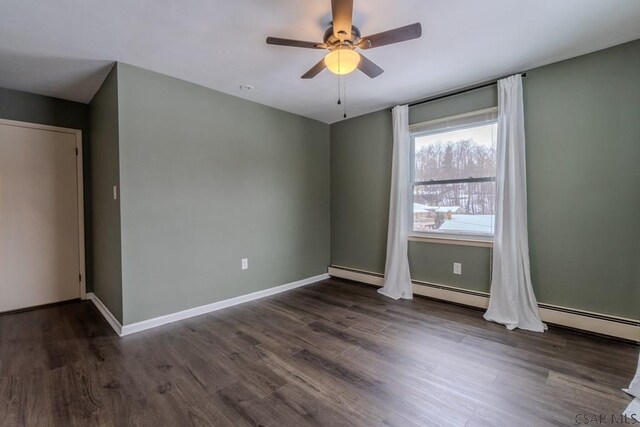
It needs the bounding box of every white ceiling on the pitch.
[1,1,639,124]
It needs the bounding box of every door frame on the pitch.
[0,118,86,299]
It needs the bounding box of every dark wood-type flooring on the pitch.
[0,278,637,426]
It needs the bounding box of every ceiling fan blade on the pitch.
[358,23,422,49]
[331,0,353,40]
[357,54,384,78]
[301,59,327,79]
[266,37,325,49]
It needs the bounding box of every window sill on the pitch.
[408,234,493,248]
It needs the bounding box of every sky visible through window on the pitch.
[415,124,497,150]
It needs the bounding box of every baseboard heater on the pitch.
[328,265,639,342]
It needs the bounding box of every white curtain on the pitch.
[625,353,640,417]
[378,105,413,300]
[483,74,545,332]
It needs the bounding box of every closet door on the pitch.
[0,120,81,312]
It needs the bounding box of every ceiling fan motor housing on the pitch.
[324,25,361,50]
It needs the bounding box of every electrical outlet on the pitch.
[241,258,248,270]
[453,262,462,275]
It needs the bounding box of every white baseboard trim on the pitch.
[328,266,640,342]
[88,273,329,337]
[86,292,123,336]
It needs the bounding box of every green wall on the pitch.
[331,85,497,292]
[523,41,640,317]
[115,63,330,324]
[330,40,640,319]
[89,66,123,322]
[331,110,392,273]
[0,86,93,292]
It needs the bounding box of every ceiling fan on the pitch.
[266,0,422,79]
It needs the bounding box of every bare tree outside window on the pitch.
[412,122,497,235]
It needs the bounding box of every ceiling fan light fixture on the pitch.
[324,48,360,75]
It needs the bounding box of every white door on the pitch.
[0,120,83,312]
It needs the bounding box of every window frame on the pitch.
[408,108,498,243]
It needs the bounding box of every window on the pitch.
[410,108,497,239]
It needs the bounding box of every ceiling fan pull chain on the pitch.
[337,54,342,105]
[343,78,347,119]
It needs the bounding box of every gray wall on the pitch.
[89,66,123,322]
[331,40,640,319]
[116,63,330,324]
[0,86,93,292]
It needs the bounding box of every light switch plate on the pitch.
[241,258,248,270]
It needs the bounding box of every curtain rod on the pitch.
[389,73,527,111]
